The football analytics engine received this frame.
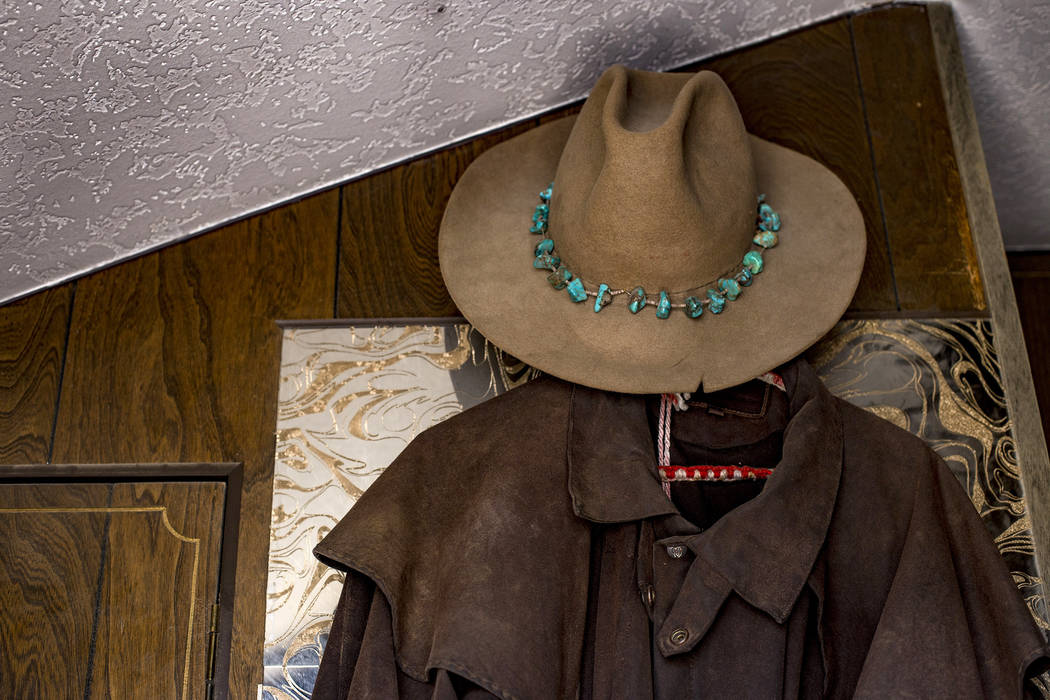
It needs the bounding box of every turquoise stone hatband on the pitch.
[529,183,781,319]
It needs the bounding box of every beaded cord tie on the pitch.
[529,183,781,319]
[656,373,786,492]
[659,465,774,482]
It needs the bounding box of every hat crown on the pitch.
[550,66,757,291]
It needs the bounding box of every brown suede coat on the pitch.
[313,358,1048,699]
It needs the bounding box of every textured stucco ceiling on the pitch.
[1,0,1047,304]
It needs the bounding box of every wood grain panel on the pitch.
[696,18,898,312]
[337,121,537,318]
[0,286,73,463]
[852,5,984,312]
[88,482,225,699]
[0,483,110,698]
[51,188,339,697]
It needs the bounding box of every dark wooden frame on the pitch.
[0,462,243,700]
[924,4,1050,595]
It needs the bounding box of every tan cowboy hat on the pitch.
[439,65,865,393]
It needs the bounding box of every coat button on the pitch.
[670,628,689,645]
[667,544,686,559]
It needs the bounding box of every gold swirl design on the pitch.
[1014,571,1050,633]
[810,320,1020,516]
[266,323,505,669]
[810,318,1045,632]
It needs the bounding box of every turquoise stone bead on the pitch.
[685,296,704,318]
[533,253,560,270]
[758,203,781,231]
[743,250,764,274]
[738,267,753,286]
[594,283,612,312]
[566,277,587,303]
[655,291,671,319]
[547,269,568,289]
[529,221,546,234]
[628,287,647,314]
[536,203,549,217]
[539,185,552,202]
[535,238,554,255]
[753,231,778,248]
[707,289,726,314]
[719,278,741,300]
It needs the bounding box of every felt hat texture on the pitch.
[439,65,866,393]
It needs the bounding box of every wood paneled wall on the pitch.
[0,5,1029,696]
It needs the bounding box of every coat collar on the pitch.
[567,358,843,623]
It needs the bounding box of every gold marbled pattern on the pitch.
[261,323,535,697]
[808,319,1046,633]
[260,319,1045,698]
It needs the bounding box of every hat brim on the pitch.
[439,117,866,393]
